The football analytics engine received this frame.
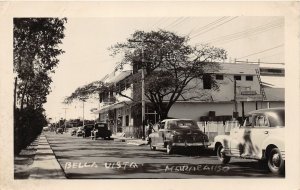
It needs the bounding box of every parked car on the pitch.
[91,122,112,140]
[148,119,210,154]
[214,107,285,175]
[76,127,84,136]
[70,127,78,136]
[56,127,63,134]
[82,124,95,138]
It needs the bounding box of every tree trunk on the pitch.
[20,81,28,111]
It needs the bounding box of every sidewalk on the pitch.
[29,133,66,179]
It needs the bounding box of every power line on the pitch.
[259,51,284,60]
[151,17,167,29]
[188,16,229,36]
[169,17,190,30]
[191,17,239,39]
[237,44,284,60]
[205,20,283,45]
[164,17,186,29]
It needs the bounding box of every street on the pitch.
[45,132,281,179]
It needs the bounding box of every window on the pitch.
[159,121,165,129]
[246,75,253,81]
[234,75,241,80]
[216,74,224,80]
[203,74,212,89]
[255,115,269,127]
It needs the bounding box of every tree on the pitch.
[109,30,227,119]
[14,18,67,110]
[13,18,67,154]
[64,80,113,103]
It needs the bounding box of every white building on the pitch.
[93,62,284,137]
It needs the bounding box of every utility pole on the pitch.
[128,38,154,139]
[233,78,238,119]
[82,99,85,126]
[63,108,68,132]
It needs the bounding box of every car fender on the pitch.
[262,134,285,160]
[214,135,232,151]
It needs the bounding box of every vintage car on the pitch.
[148,119,210,154]
[70,127,78,136]
[91,122,112,140]
[214,107,285,175]
[82,124,95,138]
[56,127,63,134]
[76,127,84,136]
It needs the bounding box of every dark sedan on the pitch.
[91,122,112,140]
[82,124,95,138]
[148,119,210,154]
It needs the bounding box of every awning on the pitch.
[92,101,132,114]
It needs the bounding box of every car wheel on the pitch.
[217,145,231,164]
[268,148,285,175]
[166,144,173,155]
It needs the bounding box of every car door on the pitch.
[249,114,271,159]
[230,125,247,156]
[157,121,166,147]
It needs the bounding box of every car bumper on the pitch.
[172,142,211,147]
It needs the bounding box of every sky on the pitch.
[43,16,284,121]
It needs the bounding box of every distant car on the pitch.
[70,127,78,136]
[214,107,285,175]
[56,128,63,134]
[76,127,84,136]
[43,126,49,132]
[82,124,95,138]
[148,119,210,154]
[91,122,112,140]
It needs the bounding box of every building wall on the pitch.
[168,101,284,121]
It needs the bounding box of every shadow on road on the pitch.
[45,133,283,179]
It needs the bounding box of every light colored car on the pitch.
[214,107,285,175]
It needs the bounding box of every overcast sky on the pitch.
[43,16,284,121]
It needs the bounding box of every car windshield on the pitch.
[169,120,199,130]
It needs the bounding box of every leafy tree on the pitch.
[109,30,227,119]
[14,18,67,110]
[13,18,67,154]
[64,80,113,103]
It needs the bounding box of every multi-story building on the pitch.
[93,62,284,137]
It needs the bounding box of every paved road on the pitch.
[45,132,282,179]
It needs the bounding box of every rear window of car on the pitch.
[267,110,285,127]
[169,120,199,130]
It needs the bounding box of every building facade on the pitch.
[93,62,284,137]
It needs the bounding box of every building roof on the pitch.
[264,88,285,101]
[216,63,259,75]
[261,76,285,88]
[106,70,132,83]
